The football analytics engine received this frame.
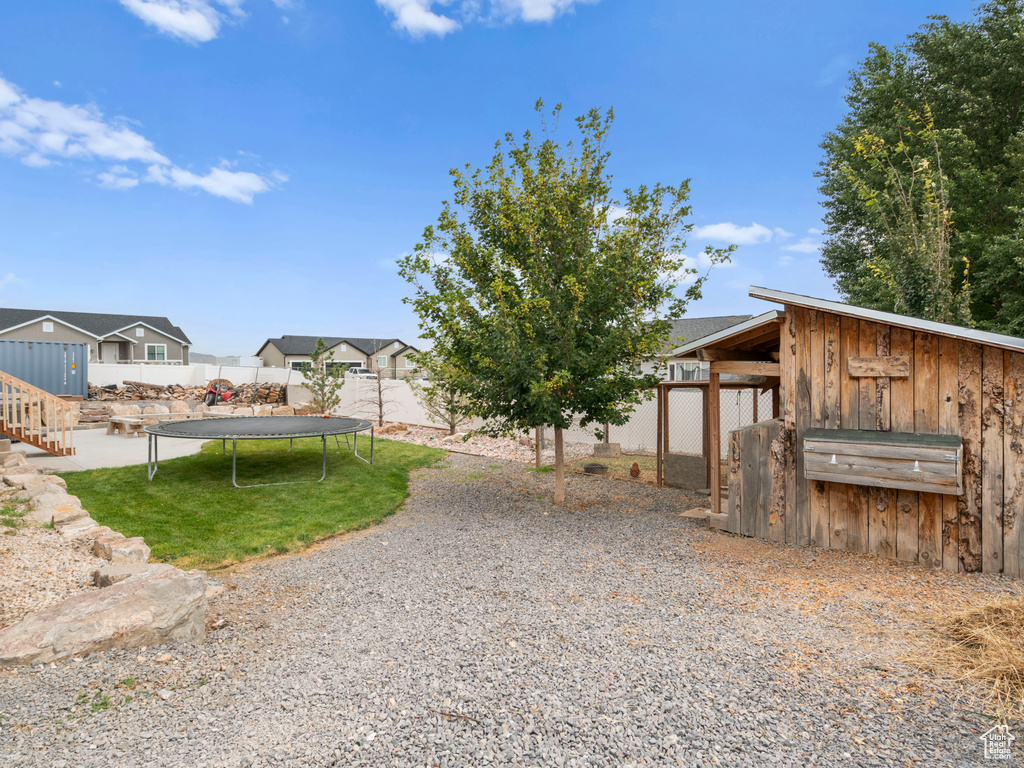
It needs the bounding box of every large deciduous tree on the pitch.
[399,101,732,504]
[819,0,1024,334]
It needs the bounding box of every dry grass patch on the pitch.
[910,595,1024,721]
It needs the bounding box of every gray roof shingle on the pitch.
[0,307,191,344]
[663,315,752,355]
[259,335,416,357]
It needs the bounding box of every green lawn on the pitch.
[62,437,445,569]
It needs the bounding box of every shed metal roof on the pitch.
[749,287,1024,355]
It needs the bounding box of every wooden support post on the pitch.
[752,388,758,424]
[702,386,711,488]
[710,371,721,514]
[656,385,664,486]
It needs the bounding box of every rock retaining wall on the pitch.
[0,451,209,667]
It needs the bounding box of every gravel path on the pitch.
[0,454,1015,767]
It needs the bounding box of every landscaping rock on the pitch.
[3,468,43,487]
[271,406,294,416]
[168,400,191,413]
[54,516,100,539]
[253,404,274,416]
[0,566,207,666]
[0,450,28,469]
[108,403,142,416]
[8,475,53,496]
[30,491,82,513]
[208,405,235,416]
[441,432,468,443]
[232,406,254,417]
[93,536,151,564]
[93,563,174,588]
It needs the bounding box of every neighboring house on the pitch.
[256,335,420,375]
[0,307,192,365]
[643,315,752,380]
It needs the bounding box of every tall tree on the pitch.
[819,0,1024,334]
[843,105,971,325]
[399,100,732,504]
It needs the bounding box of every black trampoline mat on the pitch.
[144,415,374,440]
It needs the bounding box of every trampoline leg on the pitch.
[221,439,227,456]
[147,433,159,481]
[288,437,294,453]
[231,438,239,488]
[321,435,328,481]
[353,427,373,465]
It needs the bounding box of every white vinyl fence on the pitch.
[89,363,295,388]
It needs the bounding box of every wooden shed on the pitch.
[677,287,1024,578]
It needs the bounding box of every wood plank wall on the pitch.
[731,304,1024,577]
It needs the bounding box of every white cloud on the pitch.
[376,1,461,37]
[783,238,821,254]
[0,273,19,292]
[97,165,140,189]
[778,254,794,267]
[693,221,775,246]
[0,76,281,203]
[492,0,598,23]
[773,227,793,239]
[119,0,246,44]
[146,163,271,203]
[377,0,596,37]
[53,80,62,88]
[808,227,821,235]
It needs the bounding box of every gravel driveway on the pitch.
[0,454,1015,767]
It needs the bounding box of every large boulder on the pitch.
[0,567,207,666]
[271,406,294,416]
[253,404,274,417]
[93,563,173,588]
[108,403,142,417]
[168,401,191,414]
[0,451,28,470]
[232,406,254,417]
[208,406,235,416]
[30,491,82,513]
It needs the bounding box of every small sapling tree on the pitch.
[303,337,344,415]
[408,351,475,435]
[399,100,732,503]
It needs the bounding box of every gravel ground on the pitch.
[378,423,595,464]
[0,454,1016,767]
[0,492,104,630]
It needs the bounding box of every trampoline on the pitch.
[144,416,374,488]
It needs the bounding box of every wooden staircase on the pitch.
[0,371,76,457]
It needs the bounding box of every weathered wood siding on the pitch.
[725,304,1024,577]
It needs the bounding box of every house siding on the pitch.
[0,320,98,360]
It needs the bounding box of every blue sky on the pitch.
[0,0,978,355]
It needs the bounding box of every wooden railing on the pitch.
[0,371,76,456]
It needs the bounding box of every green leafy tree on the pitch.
[303,337,344,415]
[843,105,971,324]
[819,0,1024,334]
[399,100,732,504]
[408,351,475,435]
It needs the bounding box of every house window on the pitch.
[395,342,400,350]
[145,344,166,361]
[290,360,311,371]
[405,357,415,368]
[136,328,145,337]
[42,321,54,333]
[377,355,388,368]
[338,343,346,351]
[679,361,704,381]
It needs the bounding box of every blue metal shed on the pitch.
[0,339,89,398]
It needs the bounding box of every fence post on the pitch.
[656,385,663,486]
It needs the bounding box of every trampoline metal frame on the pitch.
[145,416,374,488]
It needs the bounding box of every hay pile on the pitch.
[914,595,1024,719]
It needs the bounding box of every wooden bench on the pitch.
[107,411,218,438]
